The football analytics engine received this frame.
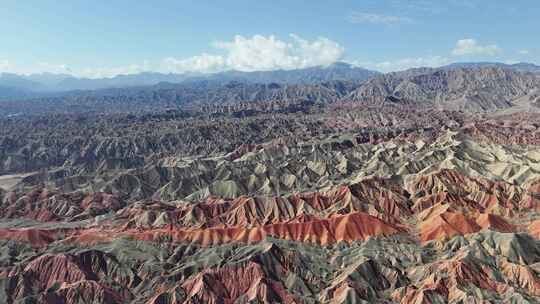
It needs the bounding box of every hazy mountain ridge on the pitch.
[0,62,379,93]
[2,61,537,95]
[3,66,540,116]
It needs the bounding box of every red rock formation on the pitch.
[4,250,137,303]
[419,211,481,242]
[180,262,296,304]
[528,219,540,238]
[419,208,516,242]
[131,211,404,246]
[475,213,515,232]
[0,228,56,246]
[23,254,89,290]
[115,179,413,231]
[411,169,525,218]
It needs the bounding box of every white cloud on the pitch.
[214,35,296,71]
[348,12,413,25]
[161,34,344,73]
[162,53,225,74]
[6,35,529,78]
[2,35,344,77]
[354,56,451,72]
[289,34,345,69]
[214,34,344,71]
[452,39,501,56]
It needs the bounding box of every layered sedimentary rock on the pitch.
[3,105,540,303]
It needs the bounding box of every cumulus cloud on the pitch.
[452,39,501,56]
[209,34,344,72]
[214,35,295,71]
[289,34,345,69]
[3,34,344,77]
[7,35,522,78]
[347,12,413,25]
[161,34,344,73]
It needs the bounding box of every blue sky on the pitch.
[1,0,538,77]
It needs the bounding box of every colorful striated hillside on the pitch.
[2,108,540,303]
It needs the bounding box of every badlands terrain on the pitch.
[2,64,540,303]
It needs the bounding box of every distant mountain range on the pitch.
[1,65,539,116]
[2,61,539,102]
[0,62,379,97]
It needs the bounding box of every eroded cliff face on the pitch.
[3,107,540,303]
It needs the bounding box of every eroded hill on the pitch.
[2,106,540,303]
